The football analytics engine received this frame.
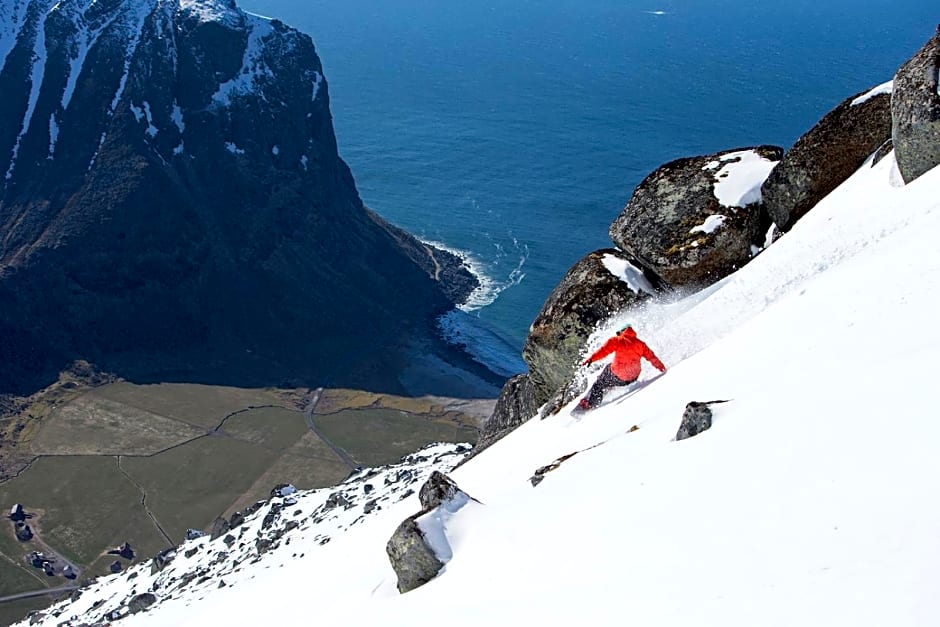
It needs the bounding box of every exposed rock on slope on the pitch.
[0,0,477,395]
[522,248,658,405]
[387,471,474,593]
[892,26,940,184]
[609,146,781,288]
[475,373,539,453]
[762,85,892,230]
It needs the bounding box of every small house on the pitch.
[185,528,206,541]
[9,504,24,521]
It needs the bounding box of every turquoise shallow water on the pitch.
[242,0,935,371]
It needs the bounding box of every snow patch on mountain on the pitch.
[0,0,30,75]
[108,0,156,113]
[5,0,52,182]
[179,0,242,28]
[211,13,275,107]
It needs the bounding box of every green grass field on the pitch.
[91,383,288,430]
[315,408,478,466]
[0,456,149,565]
[31,394,203,456]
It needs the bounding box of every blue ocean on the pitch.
[242,0,935,372]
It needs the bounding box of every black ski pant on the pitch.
[585,365,636,408]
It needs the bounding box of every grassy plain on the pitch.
[0,457,143,565]
[315,408,478,466]
[92,383,291,429]
[31,395,203,456]
[222,431,349,516]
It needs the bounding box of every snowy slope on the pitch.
[21,152,940,626]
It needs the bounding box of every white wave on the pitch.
[422,238,529,312]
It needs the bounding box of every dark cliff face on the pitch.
[0,0,458,394]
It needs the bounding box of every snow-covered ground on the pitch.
[20,151,940,626]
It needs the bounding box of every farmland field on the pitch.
[0,379,490,624]
[314,408,478,466]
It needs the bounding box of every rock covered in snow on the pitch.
[522,249,659,405]
[891,26,940,184]
[386,471,474,593]
[609,146,782,288]
[762,83,892,231]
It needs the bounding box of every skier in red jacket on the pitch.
[577,324,666,411]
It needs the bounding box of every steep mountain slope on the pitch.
[0,0,483,395]
[20,151,940,625]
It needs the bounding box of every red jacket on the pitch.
[583,327,666,381]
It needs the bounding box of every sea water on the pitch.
[241,0,935,374]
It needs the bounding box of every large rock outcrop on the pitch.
[0,0,479,395]
[475,373,539,453]
[522,249,658,405]
[762,85,892,231]
[892,26,940,184]
[609,146,782,288]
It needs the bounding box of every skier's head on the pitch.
[617,324,636,337]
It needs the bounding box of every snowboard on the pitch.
[570,373,665,417]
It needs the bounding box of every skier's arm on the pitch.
[642,343,667,372]
[582,339,616,366]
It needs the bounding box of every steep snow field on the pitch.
[23,152,940,625]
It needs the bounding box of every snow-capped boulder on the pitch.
[762,84,892,230]
[387,471,475,593]
[476,374,539,453]
[609,146,782,288]
[892,26,940,183]
[522,249,659,405]
[675,401,714,441]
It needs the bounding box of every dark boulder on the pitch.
[675,402,714,441]
[127,593,157,614]
[209,517,231,541]
[475,374,539,454]
[762,85,892,231]
[418,471,461,511]
[892,26,940,183]
[386,518,445,594]
[522,249,659,405]
[109,560,123,574]
[610,146,782,288]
